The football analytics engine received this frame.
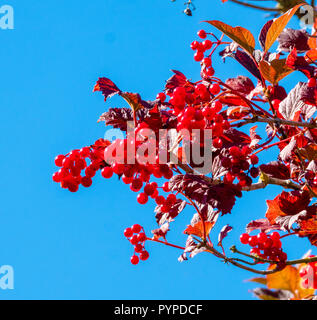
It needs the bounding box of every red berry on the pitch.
[55,155,65,167]
[81,176,92,187]
[202,57,211,67]
[257,232,267,243]
[213,138,222,149]
[131,224,142,234]
[130,235,139,245]
[137,193,148,205]
[124,228,133,238]
[240,233,250,245]
[134,244,143,253]
[250,154,259,165]
[209,83,221,95]
[194,51,204,62]
[229,146,241,158]
[212,101,222,113]
[162,182,170,192]
[202,40,212,50]
[249,236,258,247]
[308,77,316,88]
[270,232,280,241]
[130,255,139,265]
[137,233,147,243]
[140,250,149,261]
[101,167,113,179]
[52,172,61,183]
[156,92,166,102]
[197,29,207,39]
[155,195,165,206]
[191,40,199,50]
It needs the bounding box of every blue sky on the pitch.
[0,0,315,300]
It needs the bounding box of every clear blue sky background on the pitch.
[0,0,315,300]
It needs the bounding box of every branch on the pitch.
[229,0,280,12]
[242,176,302,191]
[234,116,317,130]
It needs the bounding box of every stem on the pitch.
[146,237,185,250]
[229,0,280,12]
[234,116,317,130]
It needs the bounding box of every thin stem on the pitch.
[229,0,280,12]
[146,237,185,250]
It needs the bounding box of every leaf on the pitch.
[259,59,293,85]
[265,195,287,225]
[246,218,281,233]
[225,75,255,94]
[252,288,293,300]
[267,265,299,293]
[184,221,215,238]
[98,108,133,131]
[247,277,267,285]
[267,265,315,299]
[206,20,255,55]
[277,28,310,53]
[275,210,309,232]
[264,3,306,52]
[152,223,169,240]
[279,137,297,162]
[93,77,121,101]
[279,82,310,120]
[218,224,233,247]
[259,20,274,50]
[227,50,262,80]
[155,199,187,225]
[165,70,188,95]
[306,49,317,62]
[260,161,290,180]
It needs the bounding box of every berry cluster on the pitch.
[124,224,149,265]
[240,232,287,263]
[222,146,259,188]
[52,144,103,192]
[191,29,215,78]
[299,256,317,290]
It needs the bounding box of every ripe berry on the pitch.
[130,255,139,265]
[130,235,139,245]
[101,167,113,179]
[124,228,133,238]
[155,195,166,206]
[250,154,259,165]
[202,57,211,67]
[197,29,207,39]
[209,83,221,95]
[137,193,148,205]
[257,232,267,243]
[229,146,241,158]
[55,155,65,167]
[308,77,316,88]
[162,182,170,192]
[140,250,149,261]
[144,184,155,196]
[240,233,250,245]
[249,236,258,247]
[213,138,223,149]
[194,51,204,62]
[202,40,212,50]
[134,244,143,253]
[81,176,92,187]
[156,92,166,102]
[270,232,280,241]
[137,233,147,243]
[131,224,142,234]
